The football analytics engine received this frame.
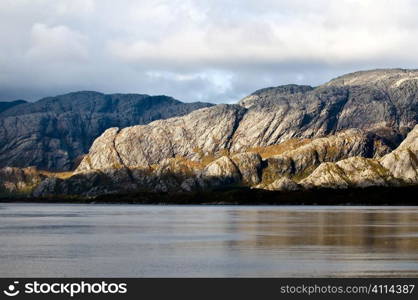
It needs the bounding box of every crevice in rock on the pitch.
[226,106,247,149]
[112,128,135,183]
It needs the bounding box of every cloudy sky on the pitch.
[1,0,418,103]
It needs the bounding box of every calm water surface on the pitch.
[0,204,418,277]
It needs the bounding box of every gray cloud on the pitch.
[1,0,418,103]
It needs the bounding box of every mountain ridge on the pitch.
[0,100,27,114]
[1,68,418,199]
[0,91,213,170]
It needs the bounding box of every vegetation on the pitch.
[2,185,418,206]
[248,138,311,158]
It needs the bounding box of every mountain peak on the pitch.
[0,99,27,114]
[325,68,418,88]
[238,84,313,108]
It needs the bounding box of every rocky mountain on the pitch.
[76,69,418,173]
[29,125,416,197]
[236,69,418,150]
[301,124,418,189]
[2,68,418,199]
[0,92,212,171]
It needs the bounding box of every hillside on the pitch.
[0,92,212,170]
[1,69,418,199]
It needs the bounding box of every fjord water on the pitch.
[0,204,417,277]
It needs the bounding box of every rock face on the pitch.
[201,156,242,187]
[76,104,247,171]
[380,126,418,182]
[230,152,263,185]
[238,84,313,108]
[260,129,390,185]
[0,91,213,171]
[301,124,418,188]
[264,177,301,191]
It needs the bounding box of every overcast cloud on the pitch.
[1,0,418,103]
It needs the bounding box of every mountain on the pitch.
[0,91,213,171]
[29,125,417,197]
[2,68,418,199]
[236,69,418,149]
[76,68,418,172]
[0,100,26,113]
[300,124,418,188]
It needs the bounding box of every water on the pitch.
[0,204,417,277]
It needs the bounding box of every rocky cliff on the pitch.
[0,92,212,171]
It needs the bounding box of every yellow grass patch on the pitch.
[247,138,311,158]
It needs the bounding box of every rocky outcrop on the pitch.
[300,124,418,188]
[300,157,397,189]
[235,69,418,150]
[380,125,418,182]
[200,156,242,187]
[230,152,262,185]
[76,104,247,171]
[260,129,390,185]
[0,91,212,171]
[263,177,301,191]
[238,84,313,108]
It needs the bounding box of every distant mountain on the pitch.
[0,100,26,113]
[0,91,213,171]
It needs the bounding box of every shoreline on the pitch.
[1,185,418,206]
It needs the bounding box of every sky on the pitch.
[1,0,418,103]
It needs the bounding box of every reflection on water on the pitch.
[0,204,417,277]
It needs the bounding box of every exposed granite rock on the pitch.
[200,156,242,187]
[0,91,213,171]
[261,129,390,185]
[380,125,418,182]
[300,125,418,188]
[76,104,247,171]
[230,152,262,185]
[238,84,313,108]
[78,69,417,175]
[300,157,398,189]
[263,177,301,191]
[234,69,418,151]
